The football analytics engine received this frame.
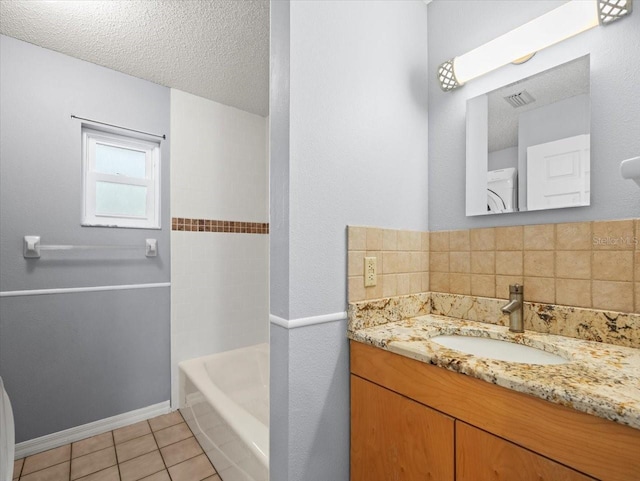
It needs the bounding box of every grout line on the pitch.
[110,431,122,481]
[149,420,173,481]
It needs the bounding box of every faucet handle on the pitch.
[509,284,523,294]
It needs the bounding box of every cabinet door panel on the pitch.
[351,375,454,481]
[456,421,597,481]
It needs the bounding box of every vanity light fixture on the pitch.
[437,0,633,91]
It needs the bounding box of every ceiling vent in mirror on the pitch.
[503,90,536,108]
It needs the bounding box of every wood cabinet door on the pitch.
[351,375,455,481]
[456,421,597,481]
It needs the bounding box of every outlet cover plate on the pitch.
[364,256,377,287]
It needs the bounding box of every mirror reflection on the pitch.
[466,55,590,216]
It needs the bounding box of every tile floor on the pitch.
[12,411,220,481]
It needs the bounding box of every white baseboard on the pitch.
[15,401,170,459]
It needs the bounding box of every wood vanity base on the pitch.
[350,341,640,481]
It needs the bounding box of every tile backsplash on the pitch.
[348,219,639,314]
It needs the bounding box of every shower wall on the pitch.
[170,89,269,406]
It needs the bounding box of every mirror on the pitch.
[466,55,590,216]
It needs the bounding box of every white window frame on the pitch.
[82,127,161,229]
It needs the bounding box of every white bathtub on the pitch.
[179,343,269,481]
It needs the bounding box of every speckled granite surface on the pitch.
[348,293,640,430]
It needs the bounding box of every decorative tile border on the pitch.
[348,291,640,349]
[171,217,269,234]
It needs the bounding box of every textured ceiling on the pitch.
[0,0,269,116]
[486,55,590,152]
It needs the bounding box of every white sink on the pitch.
[430,335,568,365]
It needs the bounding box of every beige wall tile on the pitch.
[382,229,397,250]
[471,251,495,274]
[410,273,422,293]
[421,272,430,292]
[449,230,470,251]
[347,226,366,250]
[409,252,423,273]
[524,224,555,250]
[348,251,364,277]
[496,251,523,276]
[365,281,383,300]
[592,251,633,281]
[450,274,471,295]
[430,272,450,293]
[556,222,591,250]
[397,251,412,273]
[523,277,555,304]
[636,283,640,313]
[382,252,398,274]
[421,252,430,272]
[495,276,523,299]
[450,251,471,273]
[366,228,383,250]
[524,251,554,278]
[430,252,449,272]
[430,231,450,252]
[637,219,640,250]
[592,219,635,250]
[556,251,591,280]
[348,277,365,302]
[398,230,421,251]
[634,251,640,280]
[470,228,495,251]
[397,273,411,295]
[382,275,398,297]
[556,279,591,308]
[366,251,382,274]
[421,231,430,251]
[496,226,523,251]
[471,274,495,298]
[592,280,633,312]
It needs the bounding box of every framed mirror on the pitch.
[466,55,590,216]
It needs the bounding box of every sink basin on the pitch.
[430,335,568,365]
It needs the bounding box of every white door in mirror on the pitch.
[527,134,590,211]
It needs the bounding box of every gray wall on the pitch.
[269,1,429,479]
[428,1,640,230]
[488,146,518,171]
[0,35,171,443]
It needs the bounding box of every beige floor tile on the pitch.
[22,444,71,475]
[203,476,221,481]
[160,436,202,467]
[167,454,216,481]
[20,461,70,481]
[119,450,165,481]
[139,470,171,481]
[75,465,120,481]
[115,434,158,463]
[71,446,117,480]
[13,458,23,479]
[153,423,192,448]
[73,432,114,458]
[113,421,152,445]
[148,411,184,432]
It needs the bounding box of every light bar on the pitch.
[437,0,633,92]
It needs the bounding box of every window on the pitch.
[82,127,161,229]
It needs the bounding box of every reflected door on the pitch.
[526,134,590,211]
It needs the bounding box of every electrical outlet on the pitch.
[364,256,377,287]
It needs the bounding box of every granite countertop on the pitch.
[348,314,640,430]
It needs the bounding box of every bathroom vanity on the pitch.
[348,300,640,481]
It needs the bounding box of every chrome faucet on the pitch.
[501,284,524,333]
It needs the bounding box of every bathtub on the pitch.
[179,343,269,481]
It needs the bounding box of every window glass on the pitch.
[95,143,146,178]
[95,181,147,217]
